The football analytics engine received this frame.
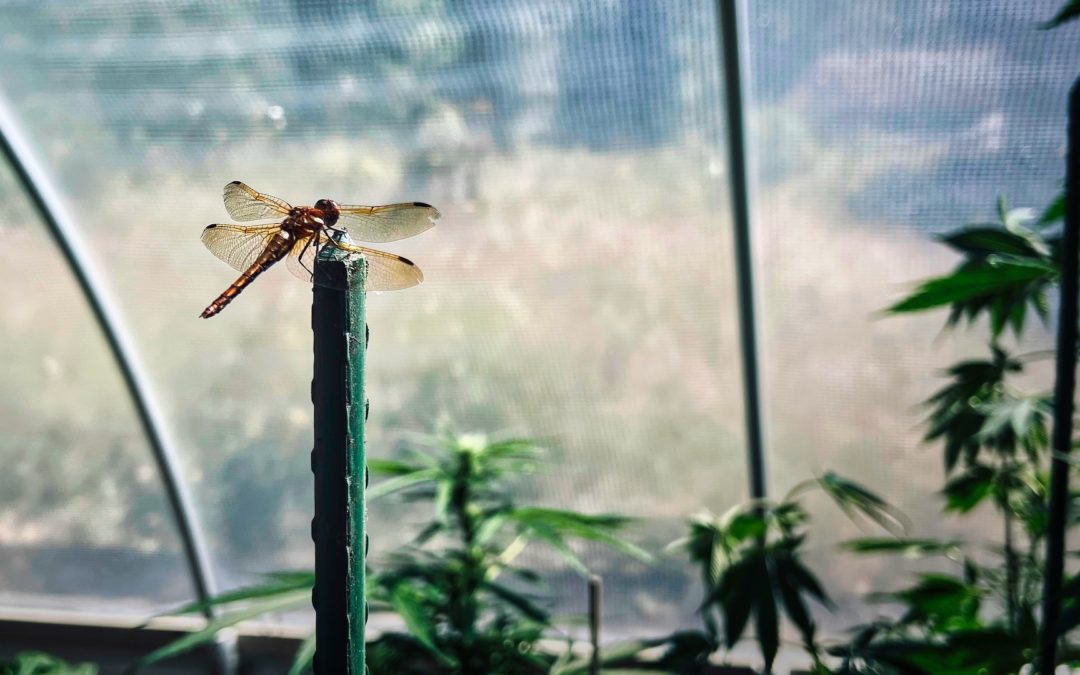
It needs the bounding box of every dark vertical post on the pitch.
[716,0,767,499]
[312,257,367,674]
[1039,78,1080,673]
[589,575,602,675]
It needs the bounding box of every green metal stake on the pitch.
[312,257,368,674]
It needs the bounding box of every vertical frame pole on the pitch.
[1038,77,1080,673]
[588,575,602,675]
[312,257,367,674]
[716,0,767,499]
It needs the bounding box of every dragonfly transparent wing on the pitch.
[201,223,280,271]
[223,181,292,221]
[335,202,439,243]
[287,234,424,291]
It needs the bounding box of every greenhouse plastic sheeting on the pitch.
[0,0,745,635]
[0,0,1077,646]
[746,0,1075,630]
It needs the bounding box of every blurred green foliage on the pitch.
[823,189,1070,674]
[133,431,648,674]
[0,653,96,675]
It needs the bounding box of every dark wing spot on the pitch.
[401,257,416,266]
[228,180,242,185]
[412,201,432,208]
[203,224,218,231]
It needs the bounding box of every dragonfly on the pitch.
[199,181,438,318]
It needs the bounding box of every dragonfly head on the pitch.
[314,198,340,226]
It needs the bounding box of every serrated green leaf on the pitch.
[888,263,1051,314]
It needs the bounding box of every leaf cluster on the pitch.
[888,197,1060,339]
[130,431,648,675]
[659,474,902,673]
[367,431,649,674]
[1,653,97,675]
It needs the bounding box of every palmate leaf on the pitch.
[707,541,831,671]
[888,260,1055,338]
[889,197,1058,338]
[507,508,652,563]
[888,262,1052,313]
[922,347,1022,472]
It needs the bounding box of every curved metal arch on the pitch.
[0,95,237,674]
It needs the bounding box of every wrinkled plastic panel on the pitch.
[0,156,193,616]
[746,0,1073,637]
[0,0,746,634]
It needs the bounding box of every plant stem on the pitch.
[1004,498,1018,632]
[451,448,481,674]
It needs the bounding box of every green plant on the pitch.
[610,474,902,674]
[817,193,1066,674]
[1,652,97,675]
[365,431,651,674]
[132,431,648,674]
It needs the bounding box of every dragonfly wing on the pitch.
[286,234,346,290]
[223,181,292,221]
[288,235,424,291]
[335,202,439,243]
[201,224,280,271]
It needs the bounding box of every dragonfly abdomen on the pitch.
[200,232,294,318]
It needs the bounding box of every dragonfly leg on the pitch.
[296,235,317,278]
